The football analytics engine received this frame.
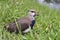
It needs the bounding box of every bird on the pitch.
[4,9,38,34]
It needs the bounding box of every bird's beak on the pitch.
[35,12,39,16]
[36,13,39,16]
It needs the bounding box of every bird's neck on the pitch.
[27,15,35,21]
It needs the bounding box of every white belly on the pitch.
[23,27,31,33]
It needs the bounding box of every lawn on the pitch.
[0,0,60,40]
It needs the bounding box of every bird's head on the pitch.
[28,9,38,17]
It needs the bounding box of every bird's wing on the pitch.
[17,17,31,31]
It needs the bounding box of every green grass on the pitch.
[0,0,60,40]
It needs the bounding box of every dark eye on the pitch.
[31,11,36,13]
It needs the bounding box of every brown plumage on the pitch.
[4,9,38,34]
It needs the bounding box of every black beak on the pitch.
[36,12,39,16]
[35,13,39,16]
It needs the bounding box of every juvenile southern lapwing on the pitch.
[4,9,38,34]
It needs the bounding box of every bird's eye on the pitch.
[31,11,36,13]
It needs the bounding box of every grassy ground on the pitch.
[0,0,60,40]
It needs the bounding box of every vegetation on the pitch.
[0,0,60,40]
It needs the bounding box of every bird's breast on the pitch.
[30,20,35,29]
